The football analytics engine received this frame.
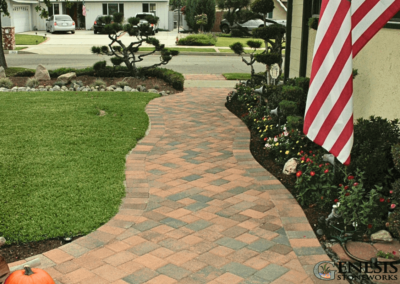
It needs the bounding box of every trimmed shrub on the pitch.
[349,116,400,191]
[93,61,107,71]
[25,78,39,88]
[178,34,217,46]
[0,78,13,89]
[140,68,184,91]
[231,28,244,38]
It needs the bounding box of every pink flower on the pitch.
[319,164,323,168]
[390,190,394,194]
[353,182,359,187]
[391,204,397,209]
[324,169,329,174]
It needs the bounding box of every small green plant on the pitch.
[178,34,217,46]
[91,79,106,88]
[377,250,395,259]
[116,81,130,88]
[53,81,66,87]
[26,78,39,88]
[93,61,107,71]
[320,263,331,274]
[0,78,13,89]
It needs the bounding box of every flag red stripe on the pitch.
[319,0,330,25]
[313,76,353,146]
[310,1,349,85]
[343,155,351,166]
[304,33,352,134]
[351,0,379,28]
[353,1,400,57]
[329,115,353,158]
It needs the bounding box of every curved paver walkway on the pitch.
[9,86,336,284]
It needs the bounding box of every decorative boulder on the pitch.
[282,158,298,175]
[0,66,6,78]
[371,230,393,243]
[34,64,50,81]
[57,72,76,84]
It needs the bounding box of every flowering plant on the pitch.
[295,151,337,208]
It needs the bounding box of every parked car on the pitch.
[93,15,112,34]
[134,13,159,35]
[219,18,286,34]
[46,15,75,34]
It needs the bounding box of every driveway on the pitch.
[18,29,181,54]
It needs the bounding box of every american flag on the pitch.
[303,0,400,165]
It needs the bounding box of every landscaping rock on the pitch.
[283,158,298,175]
[81,87,89,92]
[49,88,54,91]
[17,87,26,92]
[131,89,138,92]
[38,85,44,89]
[57,72,77,84]
[0,87,7,92]
[371,230,393,242]
[69,88,74,91]
[159,91,168,96]
[34,65,50,81]
[61,86,68,90]
[106,87,114,91]
[167,91,171,95]
[108,85,116,89]
[0,66,6,78]
[148,89,158,93]
[124,86,132,92]
[53,85,61,91]
[11,87,17,91]
[115,87,123,92]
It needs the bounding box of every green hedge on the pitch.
[178,34,217,46]
[140,68,184,91]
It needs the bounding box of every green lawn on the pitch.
[15,34,46,45]
[216,37,266,48]
[223,73,252,80]
[139,47,216,53]
[0,91,158,244]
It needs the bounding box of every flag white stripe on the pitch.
[312,0,341,58]
[305,8,351,114]
[351,0,366,15]
[352,0,395,44]
[307,55,353,141]
[323,96,353,151]
[337,132,354,163]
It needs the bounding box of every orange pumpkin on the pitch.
[5,265,55,284]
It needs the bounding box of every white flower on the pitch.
[352,222,358,227]
[274,137,278,142]
[284,131,289,136]
[265,144,271,148]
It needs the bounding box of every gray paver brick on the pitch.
[247,239,275,252]
[157,264,191,280]
[254,264,289,281]
[222,262,257,278]
[216,237,247,250]
[160,217,188,229]
[123,267,159,284]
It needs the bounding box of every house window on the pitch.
[102,3,124,16]
[311,0,322,17]
[48,3,60,17]
[142,3,156,15]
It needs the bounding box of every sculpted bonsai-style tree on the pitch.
[91,13,178,76]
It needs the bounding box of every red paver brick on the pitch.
[59,268,97,284]
[43,249,74,264]
[88,247,116,260]
[134,254,168,270]
[104,251,137,266]
[92,264,129,282]
[145,275,177,284]
[73,254,105,270]
[166,250,198,265]
[214,272,243,284]
[106,240,132,252]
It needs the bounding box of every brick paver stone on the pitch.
[10,86,331,284]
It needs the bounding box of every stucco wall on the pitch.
[289,0,303,78]
[272,0,286,20]
[306,28,400,121]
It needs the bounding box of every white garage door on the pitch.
[13,6,30,33]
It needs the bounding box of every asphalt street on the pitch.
[5,54,268,74]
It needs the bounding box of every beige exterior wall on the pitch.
[306,28,400,121]
[289,0,303,78]
[271,0,286,20]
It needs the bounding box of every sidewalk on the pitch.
[7,77,332,284]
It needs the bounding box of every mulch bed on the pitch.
[0,76,182,264]
[7,75,181,94]
[225,98,330,238]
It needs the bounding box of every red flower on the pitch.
[353,182,359,187]
[345,193,350,196]
[310,160,314,164]
[380,197,385,202]
[319,164,323,168]
[309,151,313,154]
[300,157,305,161]
[391,204,397,209]
[387,199,391,203]
[324,169,329,174]
[368,224,372,229]
[264,138,267,141]
[321,196,324,200]
[310,171,316,176]
[339,184,343,187]
[300,150,304,154]
[334,199,339,203]
[347,176,355,180]
[296,171,302,178]
[306,158,311,163]
[313,154,315,157]
[344,186,349,190]
[390,190,393,194]
[393,251,397,255]
[325,163,330,166]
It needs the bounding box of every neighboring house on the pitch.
[0,0,170,33]
[284,0,400,121]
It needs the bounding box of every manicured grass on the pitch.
[0,91,158,244]
[138,47,216,53]
[223,73,252,80]
[15,34,46,45]
[5,67,35,77]
[219,49,264,54]
[216,37,266,48]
